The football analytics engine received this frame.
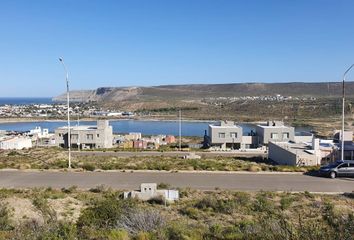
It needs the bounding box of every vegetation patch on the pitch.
[0,188,351,239]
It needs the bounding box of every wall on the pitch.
[0,137,32,150]
[209,125,243,145]
[268,142,297,166]
[256,126,295,145]
[294,135,313,143]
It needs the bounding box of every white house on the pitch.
[0,137,33,150]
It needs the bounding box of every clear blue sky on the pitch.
[1,0,354,97]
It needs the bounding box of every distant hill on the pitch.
[53,82,354,103]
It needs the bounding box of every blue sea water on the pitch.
[0,120,259,137]
[0,97,52,105]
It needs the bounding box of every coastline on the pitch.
[0,117,218,124]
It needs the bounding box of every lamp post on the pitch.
[59,57,71,169]
[179,109,182,151]
[341,64,354,161]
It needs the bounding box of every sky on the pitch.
[1,0,354,97]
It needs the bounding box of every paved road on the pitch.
[73,151,267,158]
[0,171,353,193]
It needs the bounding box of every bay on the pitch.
[0,98,52,105]
[0,120,259,137]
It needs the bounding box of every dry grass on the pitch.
[0,188,352,227]
[0,147,319,172]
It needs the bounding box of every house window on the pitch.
[218,132,225,138]
[97,134,100,138]
[230,132,237,138]
[283,132,289,139]
[87,134,93,140]
[271,133,278,139]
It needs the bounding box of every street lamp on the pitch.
[179,109,182,151]
[59,57,71,169]
[341,64,354,161]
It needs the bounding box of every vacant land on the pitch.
[0,148,317,172]
[0,187,352,239]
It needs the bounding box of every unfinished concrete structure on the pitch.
[123,183,179,202]
[55,120,113,149]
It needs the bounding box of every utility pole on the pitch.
[341,64,354,161]
[59,57,71,169]
[179,109,182,151]
[77,114,80,151]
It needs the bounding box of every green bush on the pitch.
[0,204,13,231]
[163,221,204,240]
[206,223,243,240]
[194,196,237,214]
[89,184,106,193]
[82,163,96,171]
[280,195,295,210]
[157,182,171,189]
[32,196,57,223]
[44,222,78,240]
[106,229,130,240]
[252,193,275,213]
[7,151,19,156]
[77,197,136,230]
[53,160,70,169]
[147,196,165,205]
[180,207,200,220]
[233,192,251,206]
[61,185,77,194]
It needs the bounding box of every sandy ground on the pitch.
[2,196,84,225]
[3,197,43,225]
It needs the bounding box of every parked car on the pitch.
[319,160,354,178]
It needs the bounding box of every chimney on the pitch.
[312,138,320,151]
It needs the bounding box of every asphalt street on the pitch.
[0,171,353,193]
[72,151,267,158]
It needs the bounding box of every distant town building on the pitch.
[133,140,147,149]
[125,132,142,141]
[0,130,6,137]
[55,120,113,149]
[122,141,133,149]
[107,112,123,117]
[29,127,56,147]
[0,136,32,150]
[124,183,179,202]
[165,135,176,144]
